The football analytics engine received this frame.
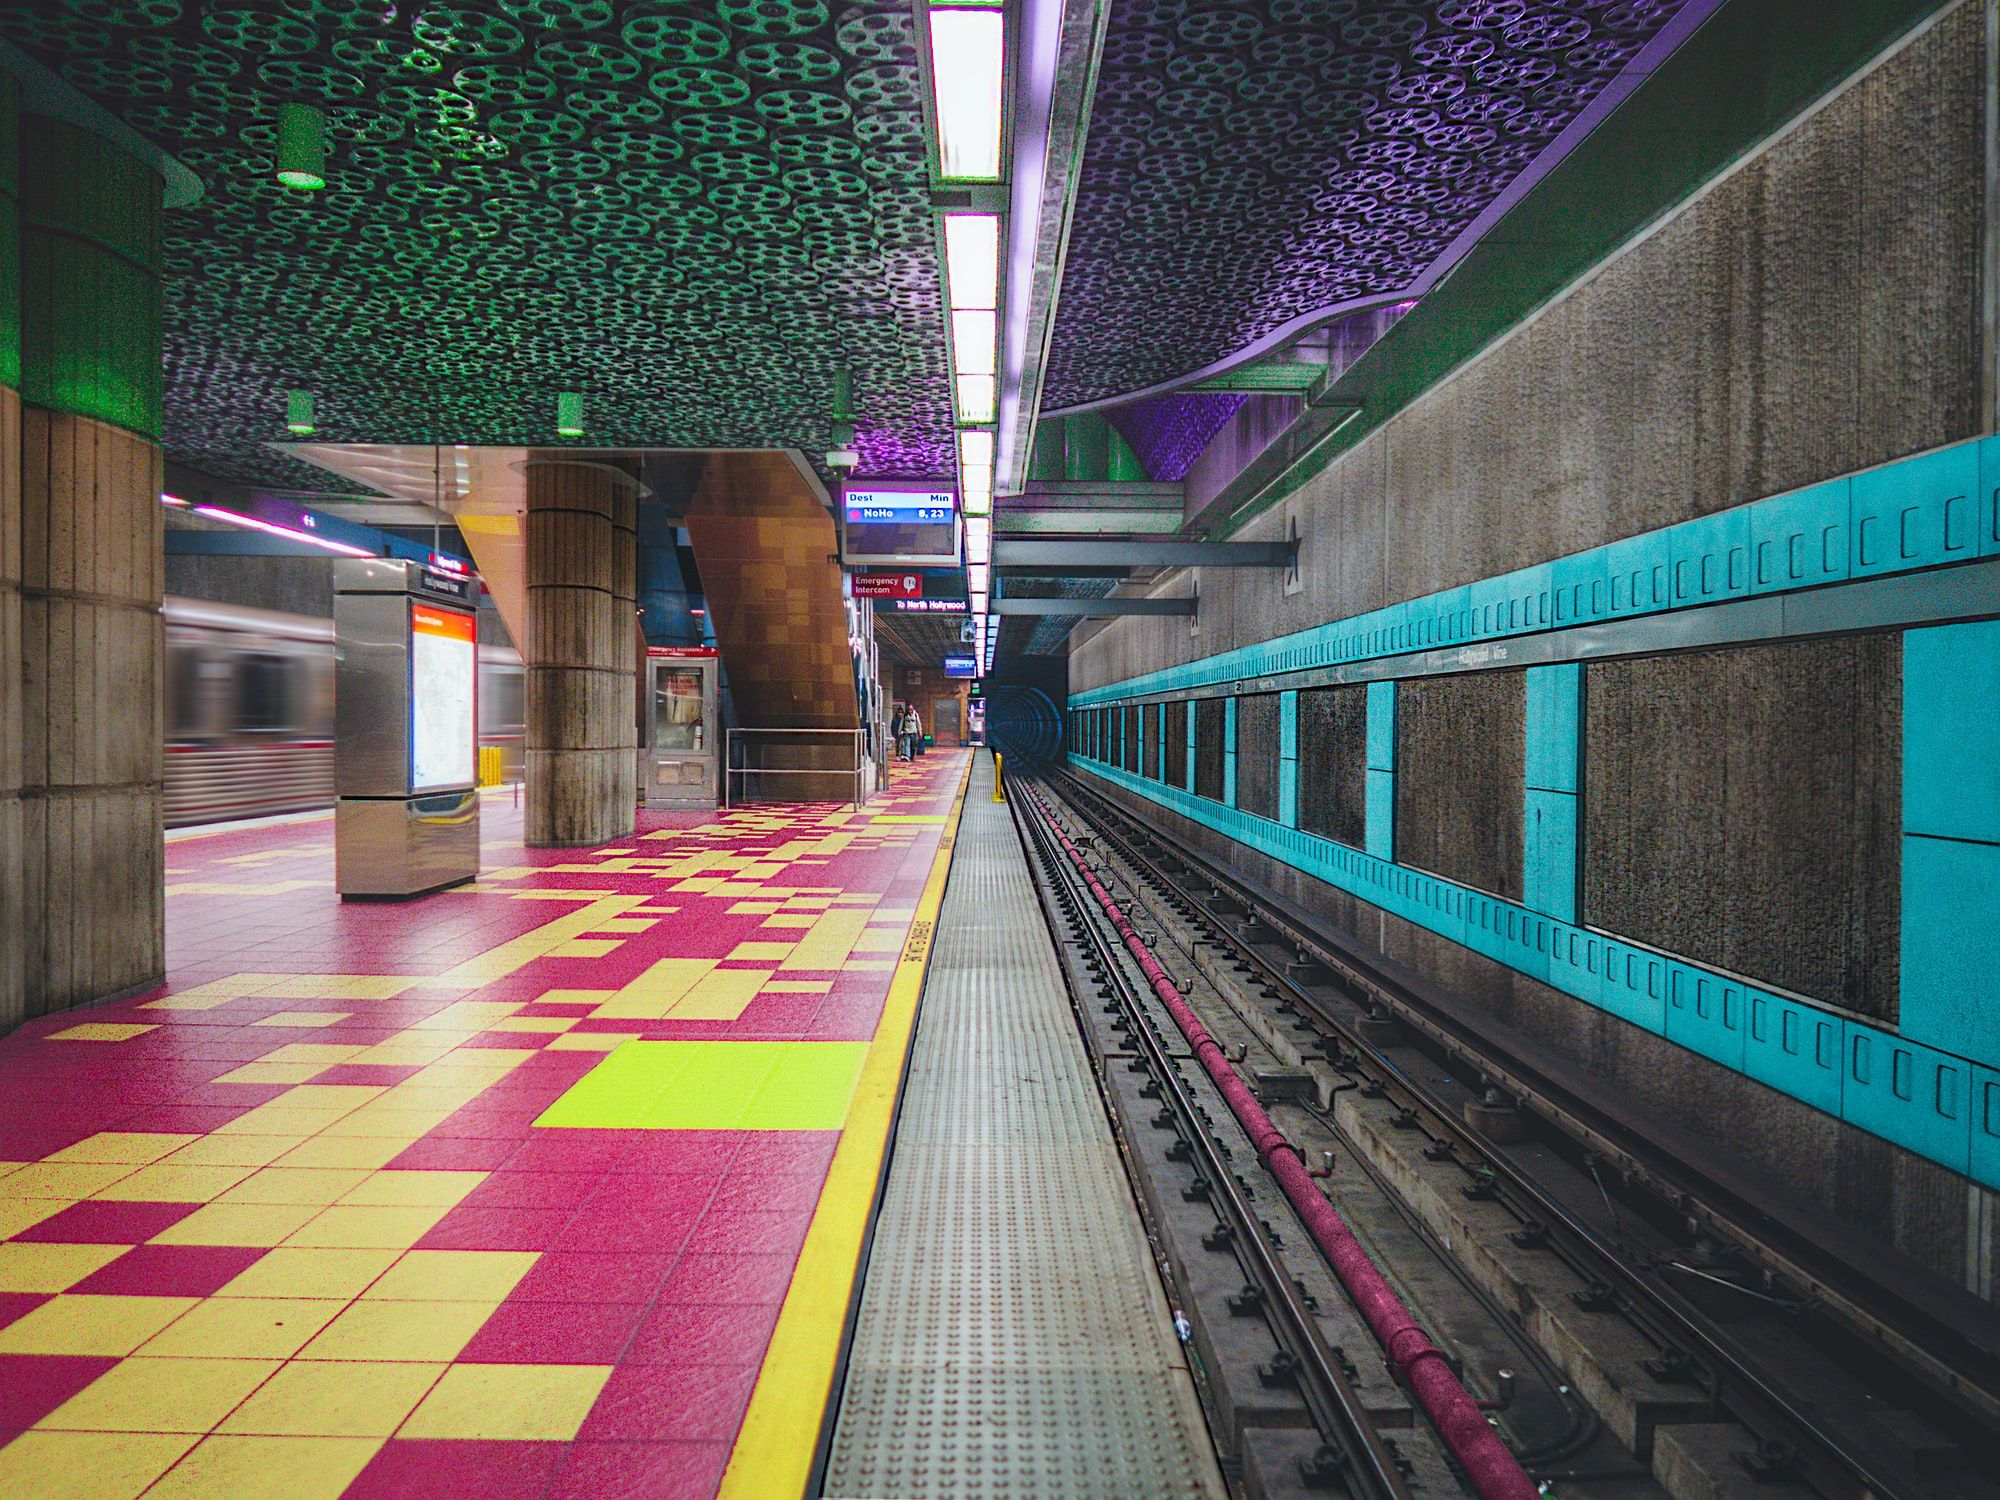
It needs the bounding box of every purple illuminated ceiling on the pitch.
[1106,393,1249,481]
[1046,0,1711,410]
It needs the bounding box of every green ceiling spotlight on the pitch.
[275,103,327,191]
[555,390,585,437]
[827,370,858,472]
[285,390,316,436]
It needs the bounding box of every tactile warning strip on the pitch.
[824,756,1225,1499]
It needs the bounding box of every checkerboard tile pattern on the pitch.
[0,754,967,1498]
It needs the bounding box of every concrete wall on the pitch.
[1070,5,1992,1289]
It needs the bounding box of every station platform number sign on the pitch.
[854,572,924,600]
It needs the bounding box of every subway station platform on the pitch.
[0,753,967,1499]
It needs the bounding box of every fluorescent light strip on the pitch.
[192,505,375,558]
[956,374,996,424]
[929,9,1005,181]
[943,214,999,310]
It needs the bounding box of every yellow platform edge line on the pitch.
[717,754,973,1500]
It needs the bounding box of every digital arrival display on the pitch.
[409,602,477,792]
[840,484,961,569]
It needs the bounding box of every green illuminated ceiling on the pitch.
[0,0,954,488]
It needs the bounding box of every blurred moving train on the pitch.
[165,596,524,828]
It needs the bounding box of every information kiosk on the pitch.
[642,645,720,809]
[333,558,481,898]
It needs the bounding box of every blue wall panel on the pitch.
[1749,477,1850,594]
[1365,680,1397,771]
[1902,621,2000,845]
[1850,441,1981,577]
[1524,789,1578,924]
[1664,963,1748,1070]
[1842,1028,1971,1175]
[1278,689,1299,828]
[1524,664,1582,793]
[1670,505,1751,608]
[1983,436,2000,558]
[1900,835,2000,1069]
[1975,1066,2000,1190]
[1364,770,1395,861]
[1743,991,1844,1116]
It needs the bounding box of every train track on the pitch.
[1014,774,1419,1500]
[1018,766,2000,1500]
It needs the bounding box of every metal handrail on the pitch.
[723,727,868,809]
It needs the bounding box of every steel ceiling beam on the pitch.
[994,596,1195,616]
[993,538,1292,569]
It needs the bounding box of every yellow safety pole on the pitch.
[992,751,1006,802]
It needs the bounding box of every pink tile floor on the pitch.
[0,751,967,1499]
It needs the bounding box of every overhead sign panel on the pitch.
[840,482,960,569]
[852,571,923,599]
[943,654,977,678]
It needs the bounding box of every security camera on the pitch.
[826,448,860,470]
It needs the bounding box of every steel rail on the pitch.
[1042,766,2000,1500]
[1013,784,1416,1500]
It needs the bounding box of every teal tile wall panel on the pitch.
[1975,1067,2000,1190]
[1743,991,1844,1116]
[1224,696,1238,809]
[1670,505,1751,608]
[1070,437,1993,709]
[1364,769,1395,861]
[1982,436,2000,558]
[1365,680,1397,771]
[1524,664,1582,793]
[1664,962,1748,1071]
[1279,690,1299,829]
[1749,478,1850,594]
[1842,1027,1972,1175]
[1902,621,2000,844]
[1605,528,1673,616]
[1899,835,2000,1069]
[1524,788,1578,924]
[1851,441,1981,577]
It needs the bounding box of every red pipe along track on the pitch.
[1030,787,1539,1500]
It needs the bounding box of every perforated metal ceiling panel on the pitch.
[1044,0,1706,409]
[0,1,953,488]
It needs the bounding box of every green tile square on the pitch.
[534,1041,869,1131]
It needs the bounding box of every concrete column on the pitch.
[15,115,165,1023]
[523,457,638,846]
[0,79,21,1028]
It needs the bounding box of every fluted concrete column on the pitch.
[0,79,21,1028]
[15,115,165,1022]
[524,458,638,846]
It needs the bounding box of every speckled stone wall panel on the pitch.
[1193,696,1224,803]
[1394,671,1524,903]
[1584,636,1902,1021]
[1234,692,1279,822]
[1296,683,1366,850]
